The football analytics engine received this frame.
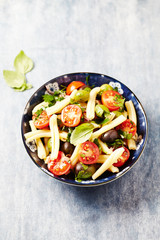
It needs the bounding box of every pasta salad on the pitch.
[24,79,139,181]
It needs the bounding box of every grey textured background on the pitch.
[0,1,160,240]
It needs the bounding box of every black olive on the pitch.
[75,163,84,175]
[75,163,96,179]
[101,130,119,143]
[61,142,75,155]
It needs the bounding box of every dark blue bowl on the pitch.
[21,72,148,187]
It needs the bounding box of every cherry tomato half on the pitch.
[66,81,85,95]
[116,119,136,137]
[48,151,71,176]
[113,147,130,167]
[79,141,99,164]
[61,104,82,127]
[101,90,123,111]
[32,110,50,129]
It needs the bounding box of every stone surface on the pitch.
[0,0,160,239]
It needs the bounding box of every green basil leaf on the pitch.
[3,70,26,88]
[70,123,94,146]
[14,50,34,74]
[14,83,27,92]
[76,170,92,180]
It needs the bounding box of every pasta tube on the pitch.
[49,114,60,160]
[29,120,46,159]
[46,89,77,115]
[90,115,126,141]
[86,87,100,120]
[96,154,110,163]
[92,147,124,180]
[96,155,119,173]
[125,100,137,125]
[97,155,119,172]
[122,110,128,118]
[108,165,119,173]
[25,130,67,142]
[44,137,50,156]
[32,101,49,114]
[102,112,115,126]
[98,139,113,154]
[125,100,137,150]
[70,143,81,166]
[127,139,137,150]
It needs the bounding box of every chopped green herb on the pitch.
[43,90,65,107]
[60,84,67,90]
[34,108,43,120]
[80,153,86,158]
[108,139,125,149]
[113,94,125,111]
[86,75,89,85]
[118,129,132,139]
[66,127,74,142]
[113,87,119,92]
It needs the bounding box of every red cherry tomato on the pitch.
[79,141,99,164]
[101,90,123,111]
[61,105,82,127]
[66,81,85,95]
[32,110,50,129]
[116,119,136,137]
[48,151,71,176]
[113,147,130,167]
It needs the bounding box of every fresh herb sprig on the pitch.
[43,90,65,107]
[3,50,34,91]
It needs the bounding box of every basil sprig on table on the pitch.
[3,50,34,91]
[70,123,94,146]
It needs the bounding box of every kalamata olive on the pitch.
[61,142,75,155]
[101,129,119,143]
[75,163,96,179]
[75,162,84,175]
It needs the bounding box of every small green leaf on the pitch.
[70,123,94,146]
[14,83,27,92]
[14,50,34,74]
[76,170,92,180]
[80,153,86,158]
[3,70,26,88]
[26,83,33,89]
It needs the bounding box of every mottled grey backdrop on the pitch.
[0,0,160,240]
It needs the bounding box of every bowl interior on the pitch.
[21,72,148,186]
